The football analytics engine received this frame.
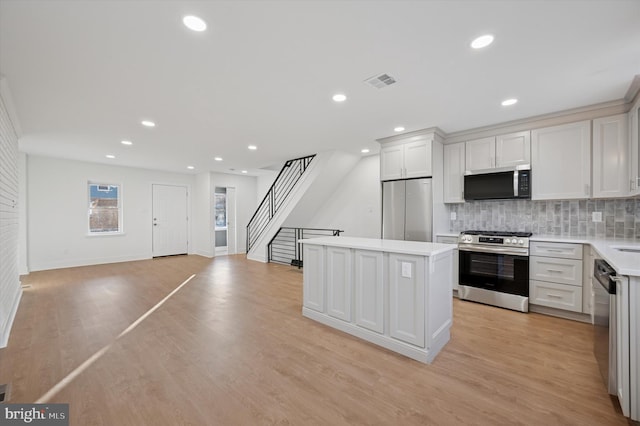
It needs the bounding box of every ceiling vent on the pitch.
[364,73,397,89]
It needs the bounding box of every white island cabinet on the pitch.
[299,236,455,364]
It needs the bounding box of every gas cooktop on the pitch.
[461,230,533,238]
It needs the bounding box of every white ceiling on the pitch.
[1,0,639,175]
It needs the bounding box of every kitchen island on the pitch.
[299,236,456,364]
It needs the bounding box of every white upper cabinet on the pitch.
[495,131,531,168]
[531,120,591,200]
[592,114,629,198]
[443,142,465,203]
[465,136,495,171]
[380,139,432,180]
[465,131,530,172]
[380,144,404,180]
[628,96,640,196]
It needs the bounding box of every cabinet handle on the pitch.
[544,249,563,252]
[546,294,563,299]
[631,179,635,191]
[546,269,564,273]
[585,184,590,195]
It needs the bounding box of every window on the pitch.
[88,183,122,234]
[214,190,227,229]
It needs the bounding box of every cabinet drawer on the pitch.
[530,280,583,312]
[530,256,583,286]
[530,241,583,259]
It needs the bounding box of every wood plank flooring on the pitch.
[0,254,632,425]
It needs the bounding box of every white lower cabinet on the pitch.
[354,249,384,333]
[389,254,425,347]
[529,241,584,313]
[530,280,582,312]
[617,276,631,417]
[326,246,352,322]
[436,236,459,293]
[303,244,325,312]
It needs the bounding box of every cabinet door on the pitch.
[531,120,591,200]
[443,142,465,203]
[465,136,495,171]
[389,254,425,347]
[616,277,630,417]
[629,99,640,196]
[496,131,530,167]
[354,250,384,333]
[404,140,432,178]
[593,114,629,198]
[380,145,404,181]
[326,246,352,322]
[303,245,325,312]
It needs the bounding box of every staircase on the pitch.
[246,155,316,255]
[245,151,360,263]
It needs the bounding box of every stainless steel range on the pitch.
[458,230,532,312]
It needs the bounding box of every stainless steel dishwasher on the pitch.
[593,259,617,395]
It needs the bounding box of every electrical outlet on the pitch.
[401,262,412,278]
[592,211,603,223]
[450,211,457,221]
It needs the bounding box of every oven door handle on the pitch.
[458,244,529,256]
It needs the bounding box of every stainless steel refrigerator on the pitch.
[382,178,432,242]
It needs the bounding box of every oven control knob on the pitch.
[505,238,511,244]
[518,239,524,245]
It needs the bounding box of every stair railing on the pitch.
[246,154,316,253]
[268,227,343,267]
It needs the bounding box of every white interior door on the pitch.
[152,184,188,257]
[227,187,237,254]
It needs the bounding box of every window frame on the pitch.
[87,181,124,236]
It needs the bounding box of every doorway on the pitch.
[152,184,188,257]
[214,187,236,255]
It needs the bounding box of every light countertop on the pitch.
[531,235,640,276]
[298,236,456,257]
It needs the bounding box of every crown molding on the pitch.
[443,98,629,144]
[625,74,640,103]
[376,126,446,145]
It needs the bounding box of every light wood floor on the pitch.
[0,255,632,425]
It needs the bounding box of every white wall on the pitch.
[210,172,258,254]
[256,171,278,206]
[18,152,28,275]
[304,154,381,238]
[0,78,22,347]
[27,155,197,271]
[192,172,213,257]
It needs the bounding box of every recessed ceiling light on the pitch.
[361,148,370,154]
[332,93,347,102]
[248,145,257,150]
[121,140,133,145]
[105,154,115,159]
[501,98,518,106]
[471,34,494,49]
[214,157,223,161]
[141,120,155,127]
[187,166,195,170]
[241,170,248,174]
[183,15,207,32]
[394,126,405,132]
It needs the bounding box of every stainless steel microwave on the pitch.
[463,166,531,201]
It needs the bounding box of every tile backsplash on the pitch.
[448,198,640,239]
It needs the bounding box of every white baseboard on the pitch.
[1,285,23,348]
